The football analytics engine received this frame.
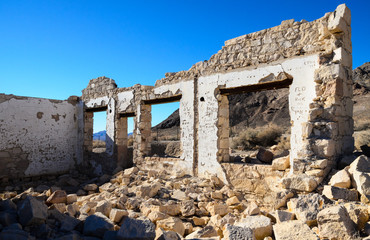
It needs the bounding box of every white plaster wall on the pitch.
[85,96,109,108]
[0,97,81,176]
[117,90,134,112]
[153,81,194,173]
[106,98,115,156]
[197,54,319,179]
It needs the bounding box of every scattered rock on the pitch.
[235,215,272,240]
[223,223,255,240]
[156,217,185,236]
[287,193,328,226]
[17,196,48,226]
[257,148,274,163]
[322,185,358,201]
[273,220,318,240]
[117,217,156,240]
[275,210,295,223]
[46,190,67,205]
[282,174,318,192]
[185,225,218,239]
[83,212,114,238]
[329,169,351,188]
[317,205,358,240]
[272,156,290,171]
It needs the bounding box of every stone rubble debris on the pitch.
[0,156,369,239]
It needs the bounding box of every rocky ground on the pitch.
[1,154,370,239]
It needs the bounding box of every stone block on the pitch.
[257,148,273,163]
[235,215,272,240]
[329,169,351,188]
[287,193,327,226]
[281,174,318,192]
[317,205,357,240]
[322,185,358,201]
[272,156,290,171]
[83,212,114,238]
[273,220,318,240]
[46,190,67,205]
[275,210,295,223]
[66,194,78,204]
[117,217,156,240]
[156,217,185,237]
[17,196,48,226]
[223,224,255,240]
[185,225,218,239]
[109,208,128,223]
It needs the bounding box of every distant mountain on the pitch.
[93,130,106,141]
[93,130,132,141]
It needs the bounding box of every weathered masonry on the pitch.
[0,5,353,194]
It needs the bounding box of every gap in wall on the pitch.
[228,88,291,164]
[93,110,107,153]
[150,101,181,157]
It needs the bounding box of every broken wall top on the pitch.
[155,4,351,87]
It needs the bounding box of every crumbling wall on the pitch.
[0,94,83,179]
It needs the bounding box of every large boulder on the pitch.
[329,169,351,188]
[223,224,255,240]
[348,155,370,200]
[235,215,272,240]
[46,190,67,204]
[17,196,48,226]
[156,217,185,236]
[0,228,32,240]
[322,185,358,201]
[117,217,156,240]
[83,212,114,238]
[273,220,318,240]
[287,193,328,226]
[282,174,318,192]
[317,205,358,240]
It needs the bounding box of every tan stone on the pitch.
[273,220,318,240]
[148,211,169,223]
[109,208,128,223]
[243,202,260,216]
[51,203,66,213]
[322,185,358,201]
[185,226,218,239]
[329,169,351,188]
[235,215,272,240]
[211,191,223,199]
[275,210,295,223]
[193,216,209,226]
[83,184,98,191]
[94,200,112,217]
[272,156,290,171]
[180,200,196,217]
[226,196,240,206]
[206,202,229,217]
[137,182,161,198]
[281,174,318,192]
[317,205,358,240]
[344,203,369,231]
[66,194,78,205]
[66,203,79,217]
[156,217,185,237]
[46,190,67,204]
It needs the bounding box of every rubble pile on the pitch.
[1,155,370,239]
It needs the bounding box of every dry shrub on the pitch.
[93,140,106,148]
[231,125,284,150]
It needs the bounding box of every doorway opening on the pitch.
[92,110,107,153]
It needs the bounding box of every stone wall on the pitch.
[0,4,353,194]
[77,4,353,192]
[0,94,83,179]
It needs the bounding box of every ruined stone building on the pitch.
[0,5,353,196]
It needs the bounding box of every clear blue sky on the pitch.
[1,1,369,133]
